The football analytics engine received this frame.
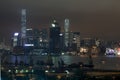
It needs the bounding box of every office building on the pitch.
[49,20,61,54]
[12,32,20,47]
[64,19,70,47]
[21,9,27,46]
[68,32,80,51]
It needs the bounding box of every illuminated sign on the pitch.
[24,44,34,46]
[105,48,116,55]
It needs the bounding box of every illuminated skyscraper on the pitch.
[64,19,69,47]
[21,9,27,46]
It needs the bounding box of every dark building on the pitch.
[39,28,49,49]
[25,28,49,48]
[59,33,64,52]
[66,32,80,52]
[25,28,34,46]
[80,38,95,47]
[49,20,61,55]
[24,28,49,54]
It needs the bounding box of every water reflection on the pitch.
[3,54,120,70]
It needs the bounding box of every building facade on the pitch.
[49,20,61,55]
[21,9,27,46]
[64,19,70,47]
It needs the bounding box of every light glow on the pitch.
[24,44,34,46]
[80,47,88,53]
[45,70,49,73]
[105,48,116,55]
[116,48,120,55]
[52,23,55,27]
[14,33,19,36]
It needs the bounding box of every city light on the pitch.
[26,28,32,30]
[59,33,63,36]
[25,70,29,73]
[15,70,19,73]
[45,70,49,73]
[24,44,34,46]
[105,48,116,55]
[39,38,43,42]
[116,48,120,55]
[20,69,24,73]
[65,70,70,74]
[61,52,65,55]
[52,23,55,27]
[8,70,11,72]
[31,69,34,73]
[80,47,88,53]
[52,70,55,72]
[14,32,19,36]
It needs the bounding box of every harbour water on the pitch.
[6,55,120,70]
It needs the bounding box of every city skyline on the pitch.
[0,0,120,44]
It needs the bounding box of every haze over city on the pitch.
[0,0,120,44]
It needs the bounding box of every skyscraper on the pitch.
[73,32,80,51]
[49,20,61,54]
[68,32,80,51]
[21,9,27,46]
[13,32,20,47]
[64,19,70,47]
[39,28,49,48]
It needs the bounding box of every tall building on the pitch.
[73,32,80,50]
[25,28,47,47]
[12,33,20,47]
[49,20,61,54]
[25,28,49,55]
[59,33,64,52]
[25,28,34,47]
[80,38,95,47]
[68,32,80,51]
[25,28,49,49]
[64,19,70,47]
[39,28,49,48]
[21,9,27,46]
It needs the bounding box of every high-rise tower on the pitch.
[49,20,61,54]
[64,19,70,47]
[21,9,27,46]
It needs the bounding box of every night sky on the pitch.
[0,0,120,44]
